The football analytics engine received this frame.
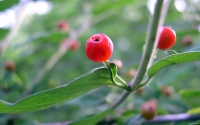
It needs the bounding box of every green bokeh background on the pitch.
[0,0,200,124]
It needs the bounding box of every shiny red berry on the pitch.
[157,26,176,50]
[85,34,113,62]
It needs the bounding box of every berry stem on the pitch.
[136,77,153,89]
[103,61,131,91]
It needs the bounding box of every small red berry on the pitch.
[125,69,136,78]
[160,86,173,97]
[141,99,157,120]
[85,34,113,62]
[62,39,80,51]
[157,26,176,50]
[57,20,70,32]
[182,36,193,46]
[5,61,16,71]
[70,41,80,51]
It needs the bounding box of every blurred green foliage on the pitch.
[0,0,200,125]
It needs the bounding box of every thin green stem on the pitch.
[111,91,131,109]
[116,75,127,86]
[136,77,152,89]
[103,61,130,91]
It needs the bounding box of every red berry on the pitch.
[70,41,80,51]
[57,20,70,32]
[85,34,113,62]
[5,61,16,71]
[157,26,176,50]
[141,99,157,120]
[125,69,136,78]
[160,86,173,97]
[62,39,79,51]
[182,36,193,46]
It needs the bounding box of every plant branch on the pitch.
[129,0,164,91]
[111,91,131,109]
[111,0,170,109]
[0,4,27,56]
[142,113,200,124]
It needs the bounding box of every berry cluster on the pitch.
[85,27,176,63]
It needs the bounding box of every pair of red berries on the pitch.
[85,26,176,62]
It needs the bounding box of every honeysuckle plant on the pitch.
[0,0,200,125]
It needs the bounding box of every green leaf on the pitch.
[121,109,139,117]
[0,29,9,39]
[188,107,200,115]
[179,89,200,98]
[93,0,134,15]
[0,67,113,113]
[69,109,112,125]
[0,0,19,11]
[147,51,200,78]
[68,87,111,107]
[179,89,200,107]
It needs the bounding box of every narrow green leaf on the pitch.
[179,89,200,98]
[68,87,111,107]
[147,51,200,78]
[0,67,113,114]
[69,109,112,125]
[188,107,200,115]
